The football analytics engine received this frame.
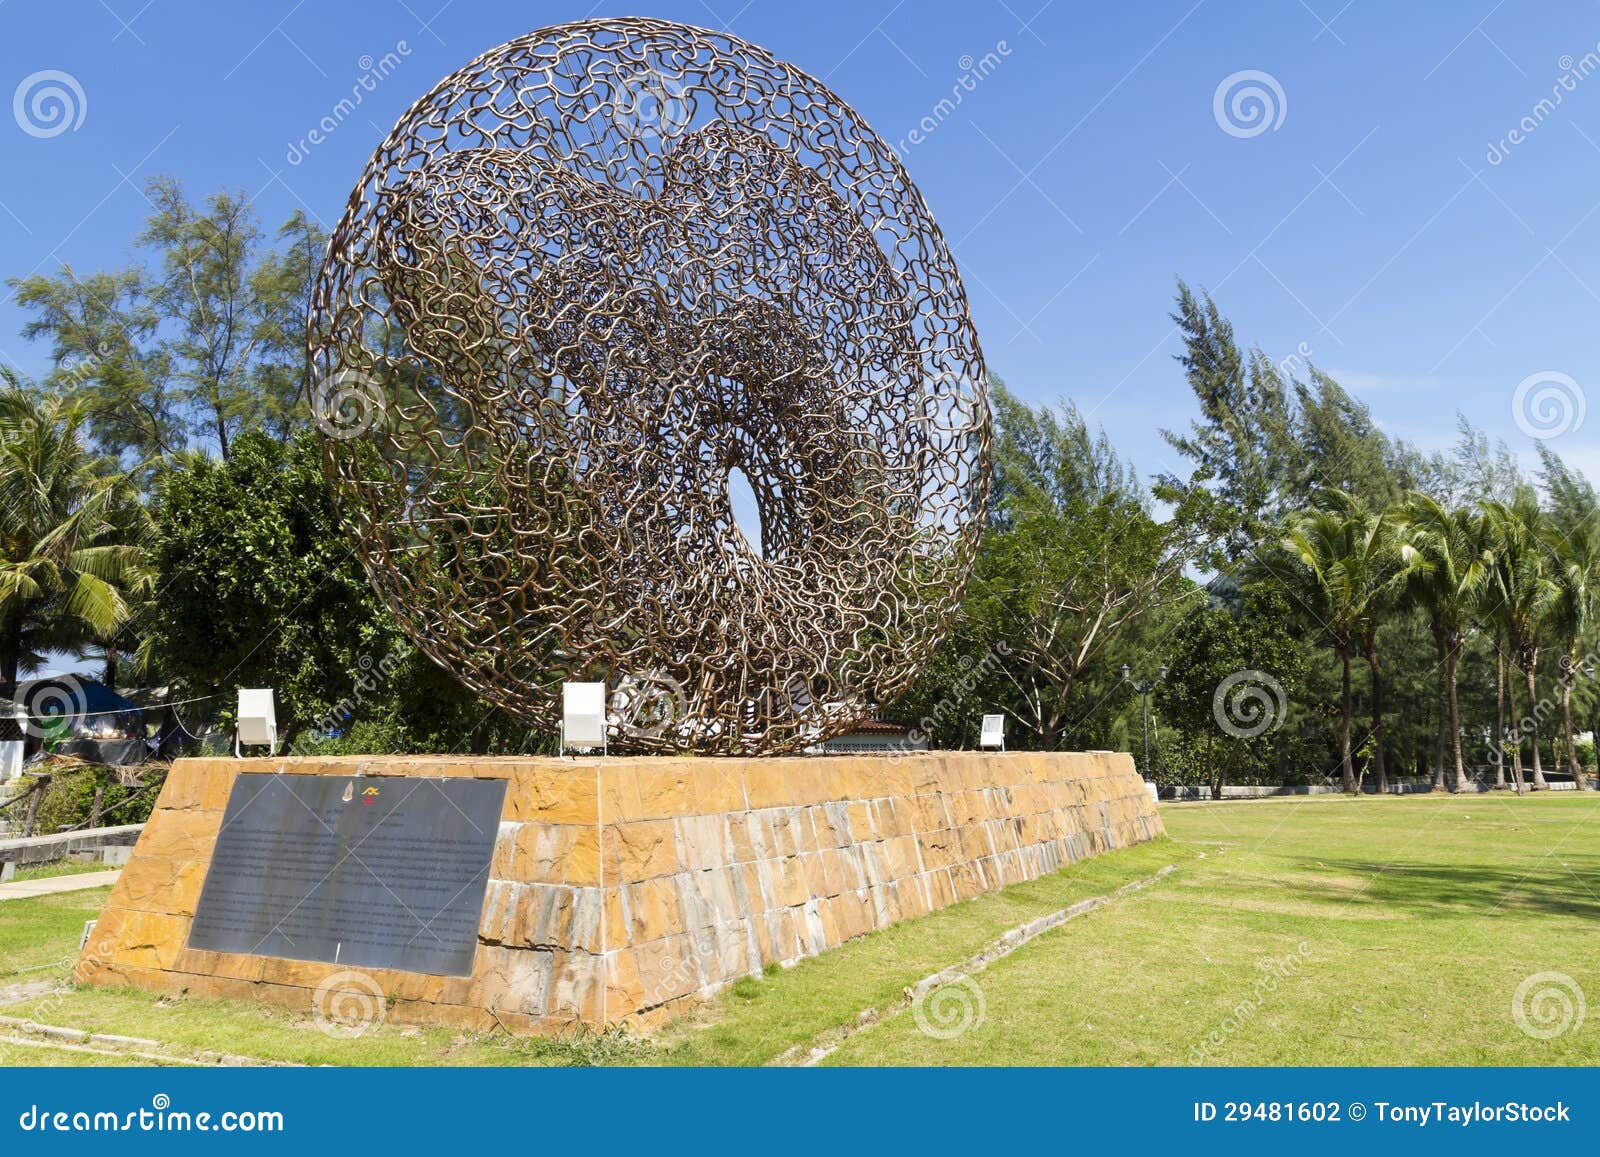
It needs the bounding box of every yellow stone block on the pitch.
[597,764,643,822]
[606,818,680,881]
[100,909,190,971]
[617,875,687,942]
[632,766,697,819]
[742,763,791,810]
[136,806,223,863]
[503,769,597,824]
[911,792,949,834]
[155,764,235,812]
[82,750,1161,1034]
[693,765,746,814]
[111,854,208,916]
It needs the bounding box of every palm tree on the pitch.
[1544,514,1599,790]
[1339,495,1402,794]
[1482,496,1559,792]
[1396,495,1493,793]
[1269,493,1398,793]
[0,378,148,687]
[1490,627,1509,790]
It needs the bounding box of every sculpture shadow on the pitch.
[1281,854,1600,922]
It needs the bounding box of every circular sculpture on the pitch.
[309,17,990,754]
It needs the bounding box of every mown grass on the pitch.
[0,1040,152,1066]
[825,794,1600,1065]
[649,840,1179,1065]
[7,860,120,883]
[0,843,1176,1067]
[0,985,651,1067]
[0,886,108,984]
[3,794,1596,1066]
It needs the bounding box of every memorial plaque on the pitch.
[188,773,506,976]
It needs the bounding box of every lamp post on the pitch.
[1121,664,1168,782]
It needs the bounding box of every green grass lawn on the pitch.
[0,886,108,985]
[0,1041,154,1066]
[827,793,1600,1065]
[6,860,121,883]
[2,794,1596,1066]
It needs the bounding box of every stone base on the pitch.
[77,751,1163,1033]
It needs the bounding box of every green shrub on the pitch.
[146,432,550,757]
[1575,738,1596,771]
[290,719,415,756]
[29,766,167,833]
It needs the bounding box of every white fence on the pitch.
[1160,774,1590,801]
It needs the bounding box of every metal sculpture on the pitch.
[308,17,990,754]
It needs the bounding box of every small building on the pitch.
[0,676,148,768]
[816,718,927,755]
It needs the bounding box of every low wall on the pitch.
[77,751,1163,1033]
[0,823,144,866]
[1162,776,1592,800]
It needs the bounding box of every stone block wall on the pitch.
[78,752,1163,1033]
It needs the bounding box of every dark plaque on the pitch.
[188,774,506,976]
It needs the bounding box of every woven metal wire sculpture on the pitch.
[308,17,990,754]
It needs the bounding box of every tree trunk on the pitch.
[1448,641,1470,793]
[1525,657,1548,789]
[1366,642,1388,794]
[1509,651,1525,786]
[1339,649,1355,793]
[1585,698,1600,792]
[1506,665,1526,794]
[0,613,20,688]
[1493,638,1507,788]
[1432,651,1446,792]
[1591,701,1600,781]
[22,777,48,837]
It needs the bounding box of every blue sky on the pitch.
[3,0,1600,486]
